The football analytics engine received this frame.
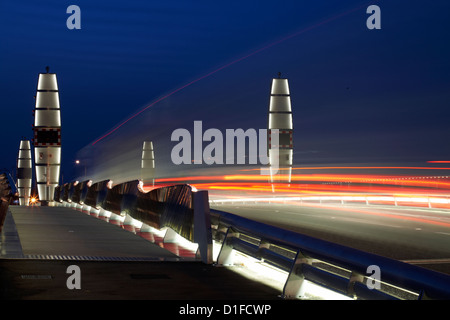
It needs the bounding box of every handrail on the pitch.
[210,208,450,300]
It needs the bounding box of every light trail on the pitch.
[147,171,450,210]
[189,182,450,196]
[242,166,450,171]
[155,173,450,189]
[91,2,372,145]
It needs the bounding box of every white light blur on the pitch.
[160,227,199,252]
[132,218,143,229]
[218,245,352,300]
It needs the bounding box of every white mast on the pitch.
[268,73,293,183]
[33,67,62,206]
[17,139,32,206]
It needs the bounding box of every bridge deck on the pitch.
[0,206,280,300]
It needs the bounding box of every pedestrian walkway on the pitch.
[6,206,180,260]
[0,206,281,300]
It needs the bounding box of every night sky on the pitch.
[1,0,449,183]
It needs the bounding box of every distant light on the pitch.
[75,160,80,164]
[30,197,37,204]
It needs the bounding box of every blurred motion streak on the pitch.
[142,167,450,211]
[154,173,450,188]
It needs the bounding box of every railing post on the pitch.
[282,250,312,299]
[347,271,365,297]
[193,190,213,264]
[216,227,239,266]
[257,240,270,263]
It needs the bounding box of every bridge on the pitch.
[2,71,450,305]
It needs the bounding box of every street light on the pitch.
[74,160,86,180]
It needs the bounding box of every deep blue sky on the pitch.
[1,0,449,183]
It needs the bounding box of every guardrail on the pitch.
[54,179,450,300]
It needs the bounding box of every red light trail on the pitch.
[144,168,450,210]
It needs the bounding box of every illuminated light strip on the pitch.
[91,3,370,146]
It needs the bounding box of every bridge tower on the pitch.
[268,73,293,183]
[33,67,62,206]
[17,139,33,206]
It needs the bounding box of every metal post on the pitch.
[216,227,239,266]
[282,250,312,299]
[193,190,213,264]
[347,271,365,297]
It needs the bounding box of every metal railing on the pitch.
[210,208,450,300]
